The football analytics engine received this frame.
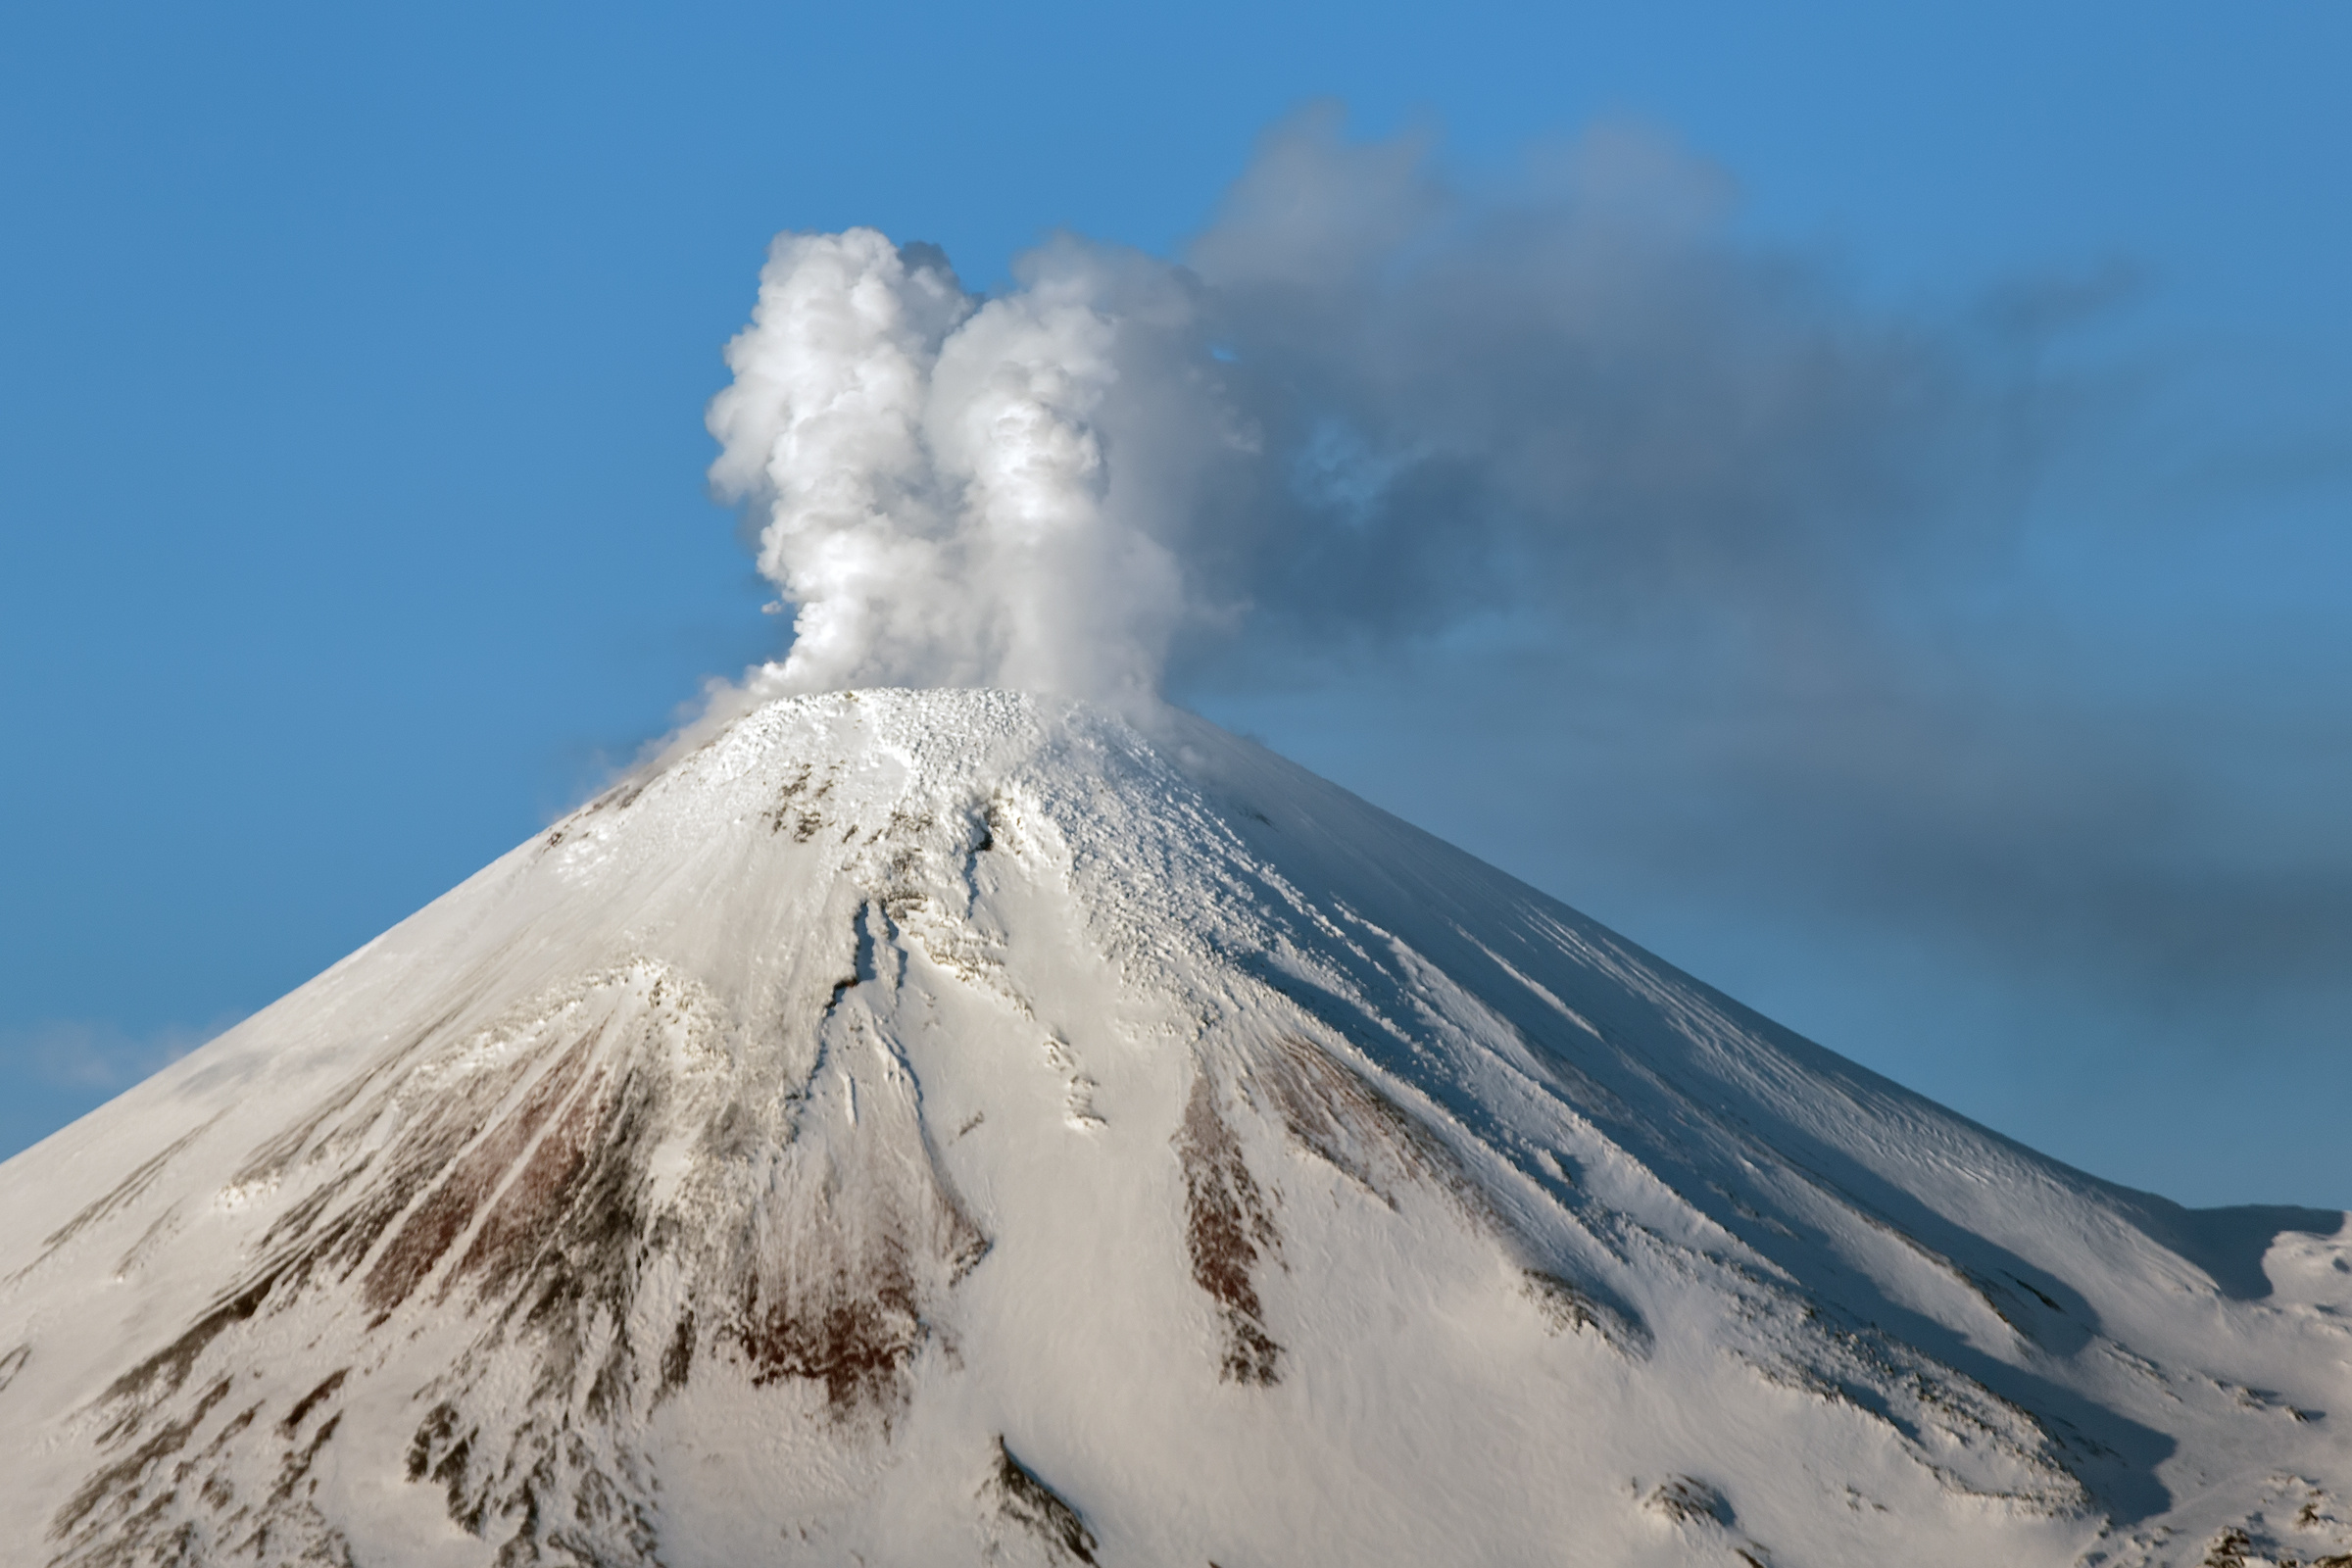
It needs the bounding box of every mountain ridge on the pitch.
[1,687,2345,1567]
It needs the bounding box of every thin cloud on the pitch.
[2,1016,235,1094]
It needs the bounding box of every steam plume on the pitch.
[709,229,1221,708]
[708,109,2004,709]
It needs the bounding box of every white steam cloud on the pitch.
[708,228,1227,709]
[707,108,2026,710]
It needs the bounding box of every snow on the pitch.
[0,687,2345,1567]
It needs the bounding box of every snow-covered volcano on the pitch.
[2,689,2346,1568]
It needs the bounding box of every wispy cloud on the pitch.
[1,1016,238,1095]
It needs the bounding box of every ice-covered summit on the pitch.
[1,688,2345,1567]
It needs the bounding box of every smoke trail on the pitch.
[708,110,2022,709]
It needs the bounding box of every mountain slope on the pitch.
[1,688,2345,1568]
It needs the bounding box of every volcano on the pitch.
[1,688,2346,1567]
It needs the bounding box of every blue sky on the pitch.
[1,1,2346,1205]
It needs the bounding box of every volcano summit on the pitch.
[0,689,2345,1567]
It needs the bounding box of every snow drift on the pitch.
[0,689,2345,1567]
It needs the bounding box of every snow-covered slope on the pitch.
[2,689,2346,1568]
